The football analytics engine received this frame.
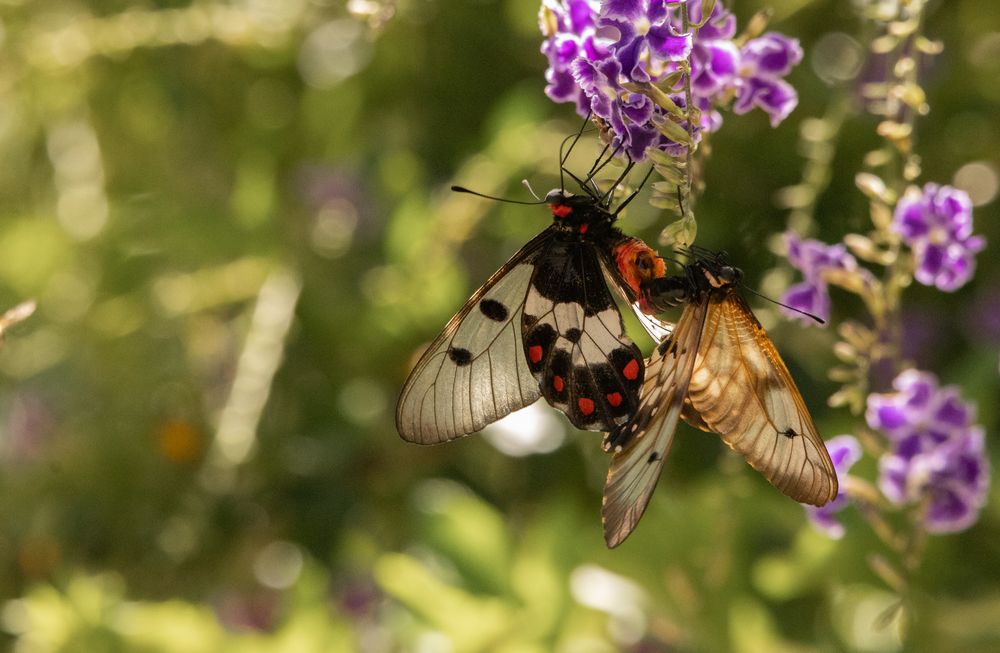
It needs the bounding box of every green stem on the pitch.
[681,1,695,217]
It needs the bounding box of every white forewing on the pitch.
[397,257,541,444]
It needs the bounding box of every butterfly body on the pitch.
[397,189,665,445]
[602,251,838,547]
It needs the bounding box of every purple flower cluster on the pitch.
[781,232,875,325]
[732,33,802,127]
[806,435,862,538]
[539,0,607,116]
[539,0,803,160]
[893,183,985,292]
[867,369,989,533]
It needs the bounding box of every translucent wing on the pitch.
[396,234,549,444]
[683,293,838,506]
[601,299,708,548]
[521,242,645,431]
[629,301,673,343]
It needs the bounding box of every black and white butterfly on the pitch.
[396,174,667,445]
[601,249,838,547]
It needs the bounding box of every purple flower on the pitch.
[601,0,692,83]
[686,0,736,41]
[573,56,659,159]
[733,33,803,127]
[879,429,989,533]
[690,38,738,98]
[866,369,973,454]
[781,232,875,325]
[807,435,862,538]
[868,369,990,534]
[685,0,738,131]
[893,184,985,292]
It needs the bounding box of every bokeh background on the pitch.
[0,0,998,651]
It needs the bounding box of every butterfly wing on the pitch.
[683,292,838,506]
[601,299,707,547]
[630,305,673,343]
[396,232,551,444]
[521,241,645,431]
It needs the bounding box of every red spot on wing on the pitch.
[623,358,640,380]
[550,204,572,218]
[553,375,564,393]
[606,392,623,407]
[578,397,595,415]
[579,223,589,234]
[529,345,544,364]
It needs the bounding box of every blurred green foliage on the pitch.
[0,0,997,651]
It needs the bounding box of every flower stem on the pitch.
[681,1,695,218]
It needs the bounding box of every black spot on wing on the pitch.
[647,451,660,464]
[780,427,798,439]
[447,347,472,366]
[479,299,509,322]
[564,327,582,343]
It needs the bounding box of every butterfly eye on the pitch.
[636,255,651,272]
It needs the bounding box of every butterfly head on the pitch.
[545,189,573,213]
[545,189,614,233]
[701,262,742,290]
[638,250,744,312]
[679,248,742,293]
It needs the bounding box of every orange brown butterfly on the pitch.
[601,248,838,547]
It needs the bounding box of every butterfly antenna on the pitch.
[451,185,546,205]
[521,179,542,201]
[742,286,826,325]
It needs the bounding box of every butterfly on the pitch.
[601,248,838,547]
[396,178,667,445]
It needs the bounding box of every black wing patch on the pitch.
[522,241,643,431]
